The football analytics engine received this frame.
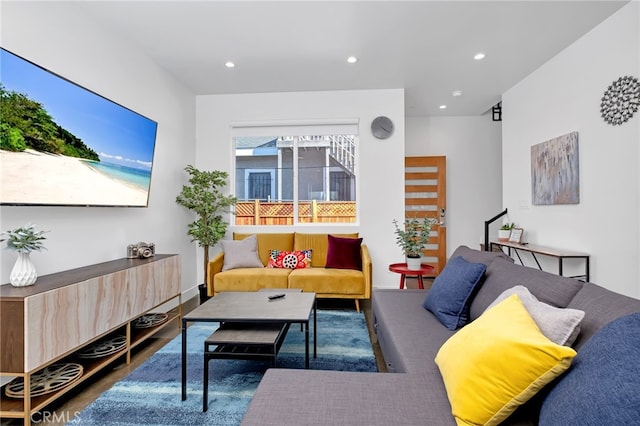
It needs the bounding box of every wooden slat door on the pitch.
[405,156,446,275]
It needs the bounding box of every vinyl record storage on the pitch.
[0,254,181,424]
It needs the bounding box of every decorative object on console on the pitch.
[600,75,639,125]
[133,313,169,329]
[1,223,48,287]
[498,222,515,241]
[267,249,312,269]
[393,216,436,270]
[77,335,127,359]
[508,227,524,244]
[126,242,155,259]
[5,362,83,398]
[371,116,394,139]
[9,253,38,287]
[176,165,237,296]
[531,131,579,205]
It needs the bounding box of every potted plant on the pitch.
[1,223,48,287]
[176,165,237,302]
[498,222,515,241]
[393,217,436,270]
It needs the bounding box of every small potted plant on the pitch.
[498,223,515,241]
[1,223,48,287]
[393,217,436,270]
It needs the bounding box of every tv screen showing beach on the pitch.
[0,48,158,207]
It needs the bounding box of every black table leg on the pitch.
[558,258,563,277]
[305,320,309,368]
[181,319,187,401]
[203,349,209,412]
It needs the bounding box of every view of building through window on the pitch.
[234,134,358,225]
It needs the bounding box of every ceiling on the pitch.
[74,1,628,117]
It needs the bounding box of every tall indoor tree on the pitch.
[176,165,237,297]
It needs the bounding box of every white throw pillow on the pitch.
[485,285,585,346]
[220,234,263,271]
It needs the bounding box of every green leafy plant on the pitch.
[500,222,516,231]
[0,223,48,253]
[393,217,437,258]
[175,165,237,293]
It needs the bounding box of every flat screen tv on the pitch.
[0,48,158,207]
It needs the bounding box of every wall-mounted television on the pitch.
[0,48,158,207]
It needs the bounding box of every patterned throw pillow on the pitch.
[267,249,312,269]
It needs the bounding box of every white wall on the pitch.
[196,89,406,287]
[502,2,640,297]
[406,115,503,256]
[0,2,199,298]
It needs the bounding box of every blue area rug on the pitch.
[68,309,377,425]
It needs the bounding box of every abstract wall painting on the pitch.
[531,131,579,205]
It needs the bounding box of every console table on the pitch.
[0,254,181,424]
[489,241,590,282]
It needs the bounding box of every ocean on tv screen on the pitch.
[84,161,152,192]
[0,149,151,207]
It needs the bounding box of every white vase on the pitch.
[406,256,422,271]
[10,252,38,287]
[498,230,511,242]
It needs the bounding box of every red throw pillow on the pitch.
[325,235,363,270]
[267,249,312,269]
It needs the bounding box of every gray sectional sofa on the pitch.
[241,245,640,425]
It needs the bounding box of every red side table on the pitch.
[388,263,435,290]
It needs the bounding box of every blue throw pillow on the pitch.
[422,256,487,330]
[539,312,640,425]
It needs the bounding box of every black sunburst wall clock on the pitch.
[600,76,639,125]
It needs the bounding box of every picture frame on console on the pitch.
[508,228,524,244]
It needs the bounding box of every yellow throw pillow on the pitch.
[435,294,577,426]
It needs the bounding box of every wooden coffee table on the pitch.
[180,291,316,404]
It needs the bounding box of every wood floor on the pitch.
[2,289,406,425]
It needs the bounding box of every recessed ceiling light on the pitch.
[439,105,447,109]
[474,53,486,60]
[452,90,463,97]
[347,56,358,64]
[225,61,235,68]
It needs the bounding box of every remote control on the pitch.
[267,293,286,300]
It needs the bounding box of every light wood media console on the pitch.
[0,254,181,423]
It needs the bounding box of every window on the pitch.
[246,170,274,201]
[233,123,358,226]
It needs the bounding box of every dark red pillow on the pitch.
[325,235,363,270]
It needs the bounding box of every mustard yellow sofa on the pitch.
[207,232,372,312]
